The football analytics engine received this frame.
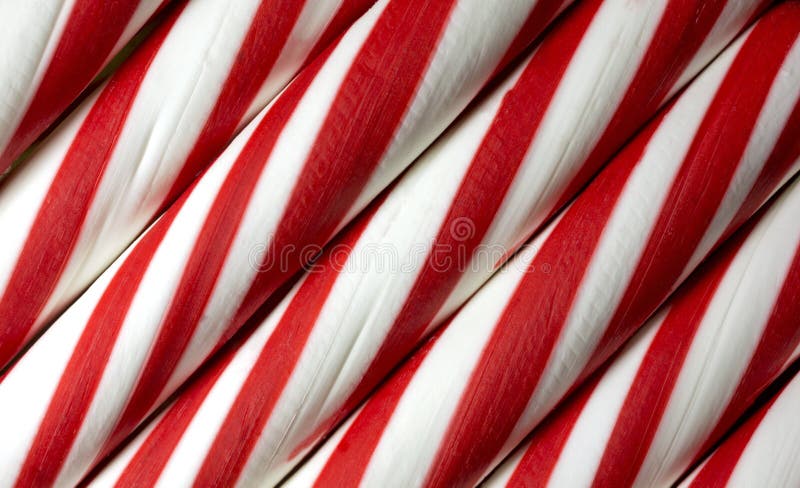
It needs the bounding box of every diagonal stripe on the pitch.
[588,15,800,374]
[0,0,149,171]
[726,96,800,235]
[303,0,378,66]
[165,0,307,203]
[102,49,330,455]
[112,345,238,488]
[103,276,298,486]
[488,0,568,80]
[695,243,800,461]
[685,392,778,487]
[424,124,655,488]
[554,0,731,211]
[13,198,186,488]
[342,0,601,433]
[194,208,375,487]
[230,0,460,331]
[313,335,437,486]
[0,4,184,369]
[110,7,461,434]
[591,234,744,487]
[506,377,601,487]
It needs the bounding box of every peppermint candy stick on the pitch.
[285,5,800,486]
[485,175,800,488]
[680,367,800,487]
[0,0,569,485]
[0,0,374,370]
[88,0,770,485]
[0,0,168,173]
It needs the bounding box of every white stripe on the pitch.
[283,413,359,487]
[672,0,765,96]
[0,0,76,151]
[361,266,531,487]
[500,0,663,236]
[682,37,800,280]
[547,317,661,487]
[231,118,501,479]
[111,284,295,487]
[156,299,290,487]
[428,53,534,323]
[0,96,93,303]
[309,65,515,418]
[108,0,166,60]
[726,374,800,487]
[442,0,670,318]
[39,0,265,329]
[114,31,520,485]
[89,410,157,487]
[635,177,800,487]
[53,125,245,487]
[165,1,387,394]
[508,36,735,448]
[2,0,362,350]
[240,0,356,123]
[359,228,556,487]
[7,107,263,488]
[95,0,265,208]
[239,181,466,481]
[351,0,551,221]
[0,240,128,486]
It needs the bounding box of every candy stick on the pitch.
[484,175,800,488]
[0,0,169,173]
[0,0,376,369]
[0,0,569,485]
[283,5,800,486]
[86,0,772,485]
[680,366,800,487]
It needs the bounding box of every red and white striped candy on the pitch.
[0,0,374,370]
[681,367,800,487]
[87,0,770,485]
[284,5,800,486]
[0,0,568,485]
[484,175,800,488]
[0,0,168,173]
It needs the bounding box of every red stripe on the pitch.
[99,274,295,486]
[695,242,800,461]
[488,0,568,80]
[340,0,603,443]
[106,3,458,449]
[112,345,238,488]
[726,95,800,236]
[743,0,773,27]
[586,13,800,377]
[554,0,731,213]
[164,0,307,204]
[505,376,601,488]
[687,392,779,488]
[100,47,332,457]
[193,205,376,487]
[0,0,148,171]
[302,0,378,66]
[13,195,187,488]
[313,333,438,487]
[590,232,745,487]
[423,121,657,488]
[228,0,460,335]
[0,4,183,370]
